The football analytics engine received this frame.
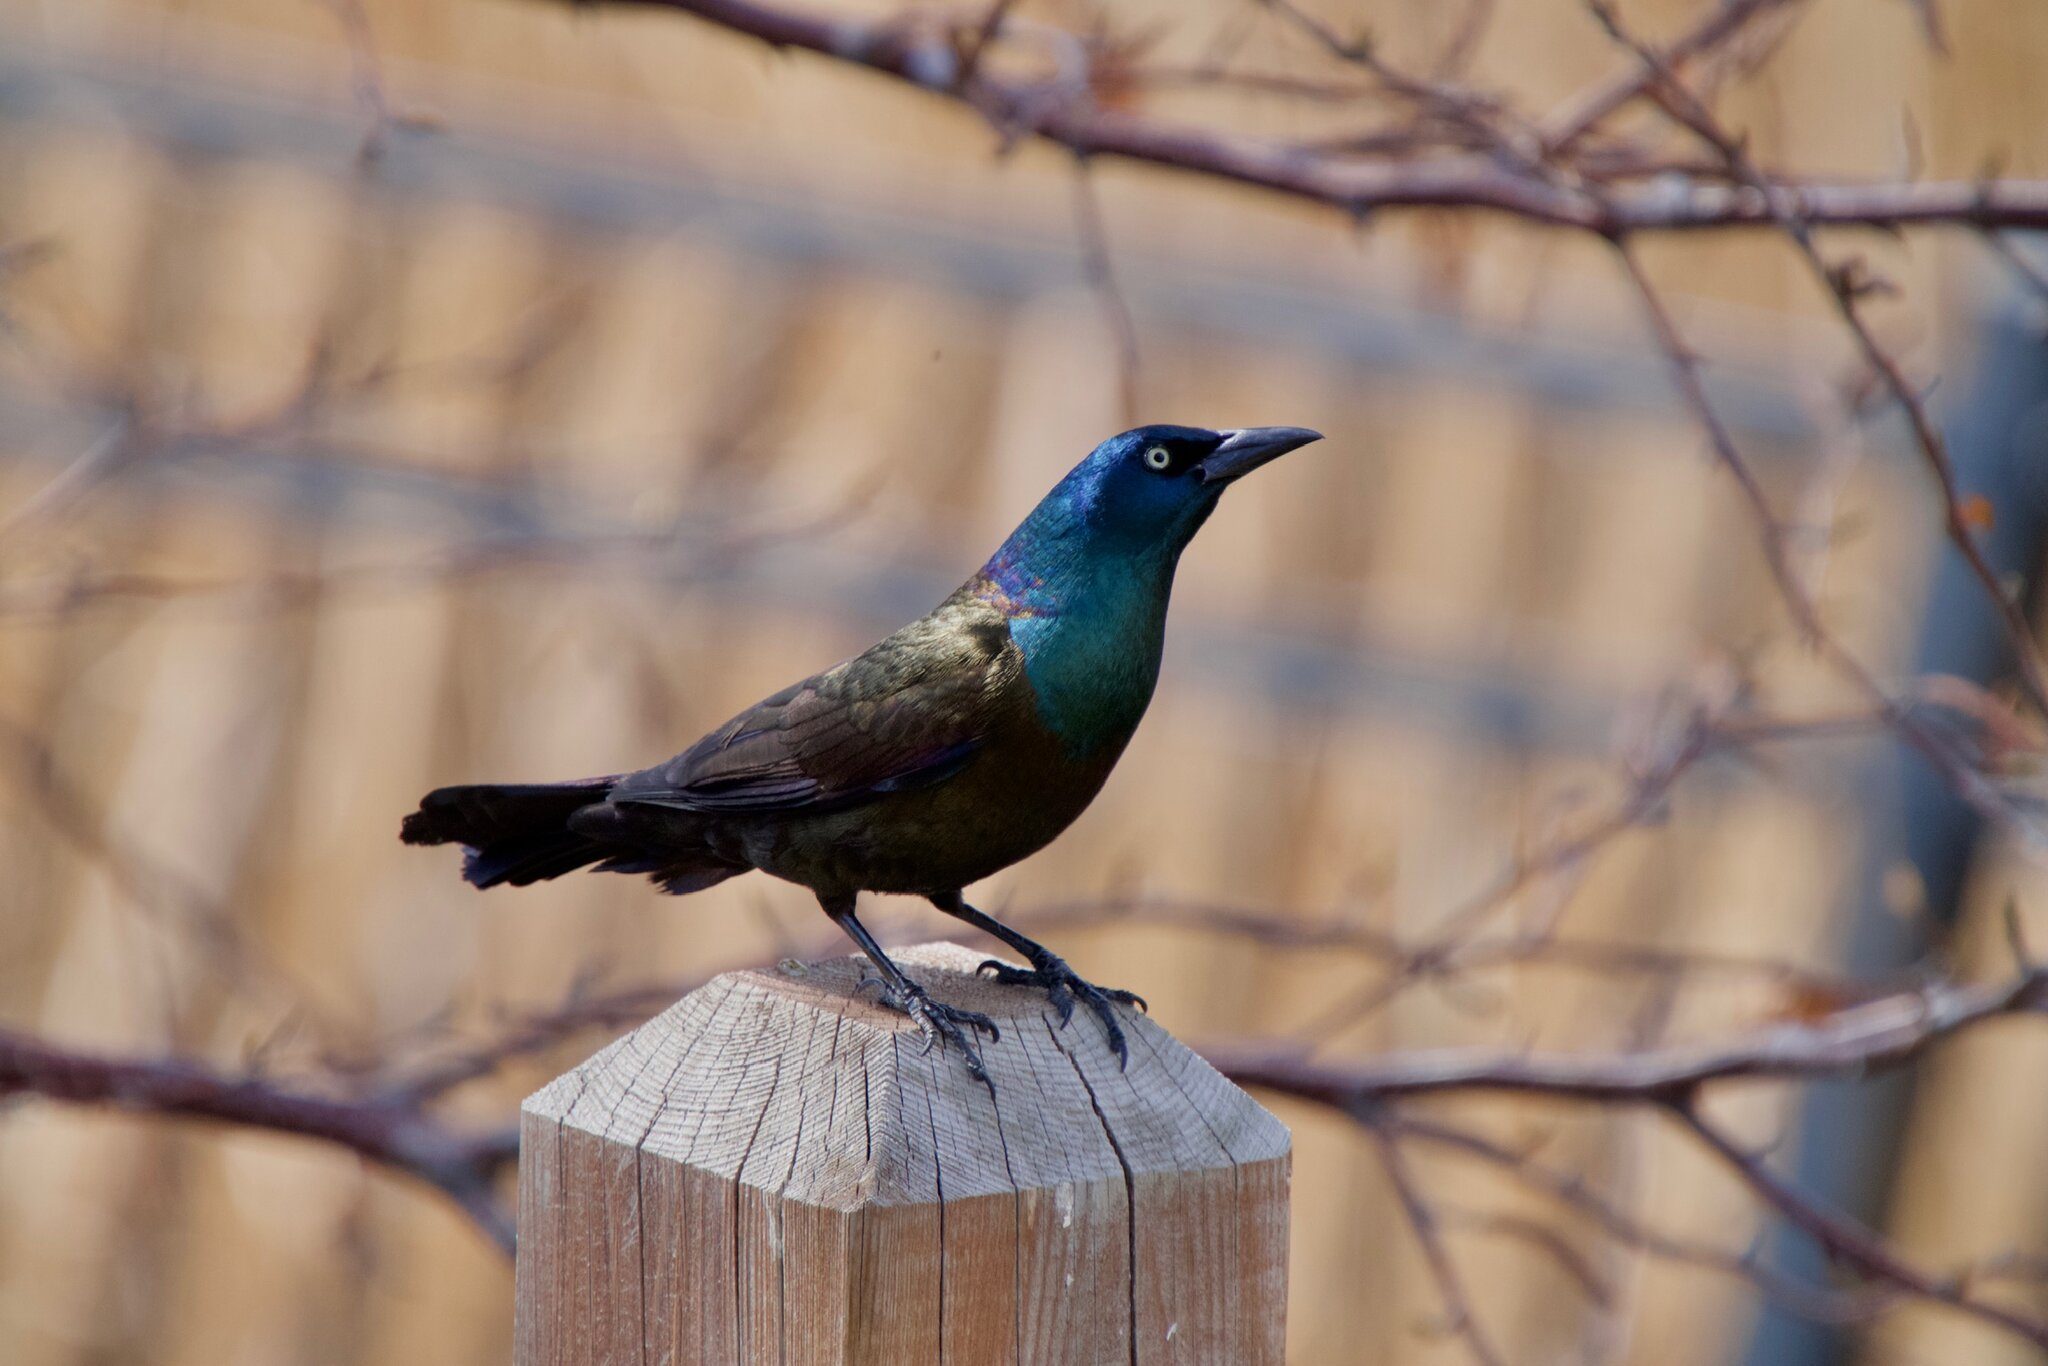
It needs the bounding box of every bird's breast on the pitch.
[1006,597,1167,759]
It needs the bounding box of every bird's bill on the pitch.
[1194,426,1324,485]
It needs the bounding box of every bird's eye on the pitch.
[1143,446,1172,471]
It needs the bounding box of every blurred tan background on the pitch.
[4,0,2048,1362]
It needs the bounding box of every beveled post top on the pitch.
[522,941,1290,1211]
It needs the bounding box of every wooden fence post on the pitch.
[514,940,1291,1364]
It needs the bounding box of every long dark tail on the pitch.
[402,777,748,895]
[401,779,617,889]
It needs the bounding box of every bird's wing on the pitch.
[611,598,1016,815]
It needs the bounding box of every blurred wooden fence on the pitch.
[2,5,2046,1365]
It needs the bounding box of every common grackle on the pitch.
[401,424,1322,1084]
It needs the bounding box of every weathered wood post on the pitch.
[515,941,1291,1364]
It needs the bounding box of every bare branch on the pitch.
[1614,245,2043,846]
[0,1027,518,1252]
[1212,963,2048,1350]
[1069,163,1141,423]
[1592,0,2048,721]
[566,0,2048,235]
[1614,240,1824,641]
[1208,965,2048,1108]
[1980,230,2048,307]
[1371,1125,1509,1366]
[1391,1111,1905,1326]
[1675,1106,2048,1348]
[1543,0,1805,153]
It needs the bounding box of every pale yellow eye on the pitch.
[1144,445,1172,471]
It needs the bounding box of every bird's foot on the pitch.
[856,975,1001,1088]
[977,953,1146,1068]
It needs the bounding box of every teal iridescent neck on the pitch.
[974,462,1211,756]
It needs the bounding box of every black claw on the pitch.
[861,973,1000,1090]
[978,953,1139,1064]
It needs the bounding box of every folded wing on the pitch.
[611,601,1016,816]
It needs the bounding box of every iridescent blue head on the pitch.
[983,424,1324,604]
[976,423,1323,754]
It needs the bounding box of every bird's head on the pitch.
[981,423,1324,744]
[982,423,1323,617]
[1042,423,1325,554]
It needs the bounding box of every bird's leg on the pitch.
[823,894,1000,1087]
[927,891,1146,1068]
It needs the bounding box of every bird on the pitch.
[401,423,1323,1085]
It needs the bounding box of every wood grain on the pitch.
[514,942,1292,1364]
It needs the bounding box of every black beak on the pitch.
[1194,426,1324,485]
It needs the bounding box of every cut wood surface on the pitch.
[515,941,1292,1365]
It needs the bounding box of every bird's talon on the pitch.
[977,958,1036,988]
[981,953,1138,1059]
[867,979,1000,1087]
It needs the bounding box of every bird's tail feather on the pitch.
[569,802,747,895]
[401,779,617,889]
[402,777,748,895]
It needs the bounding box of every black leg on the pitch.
[927,891,1146,1068]
[822,893,999,1086]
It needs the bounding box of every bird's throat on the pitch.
[979,538,1175,758]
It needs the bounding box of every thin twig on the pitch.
[1543,0,1803,152]
[1675,1105,2048,1349]
[1370,1125,1509,1366]
[1391,1111,1904,1326]
[1069,163,1141,422]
